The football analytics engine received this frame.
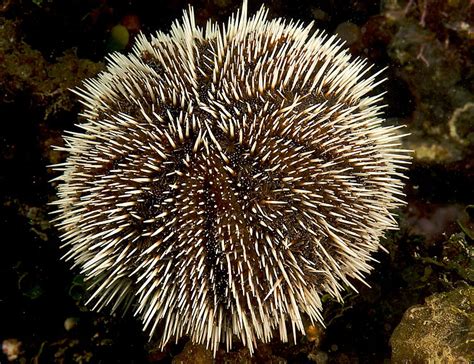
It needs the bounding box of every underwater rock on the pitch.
[390,285,474,363]
[1,339,22,362]
[171,342,213,364]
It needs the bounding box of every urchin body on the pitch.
[53,2,409,354]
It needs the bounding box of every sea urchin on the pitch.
[52,1,410,355]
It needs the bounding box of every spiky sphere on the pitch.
[52,2,410,355]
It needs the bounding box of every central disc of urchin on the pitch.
[53,1,410,355]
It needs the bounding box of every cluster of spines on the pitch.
[52,1,411,355]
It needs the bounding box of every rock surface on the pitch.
[390,285,474,363]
